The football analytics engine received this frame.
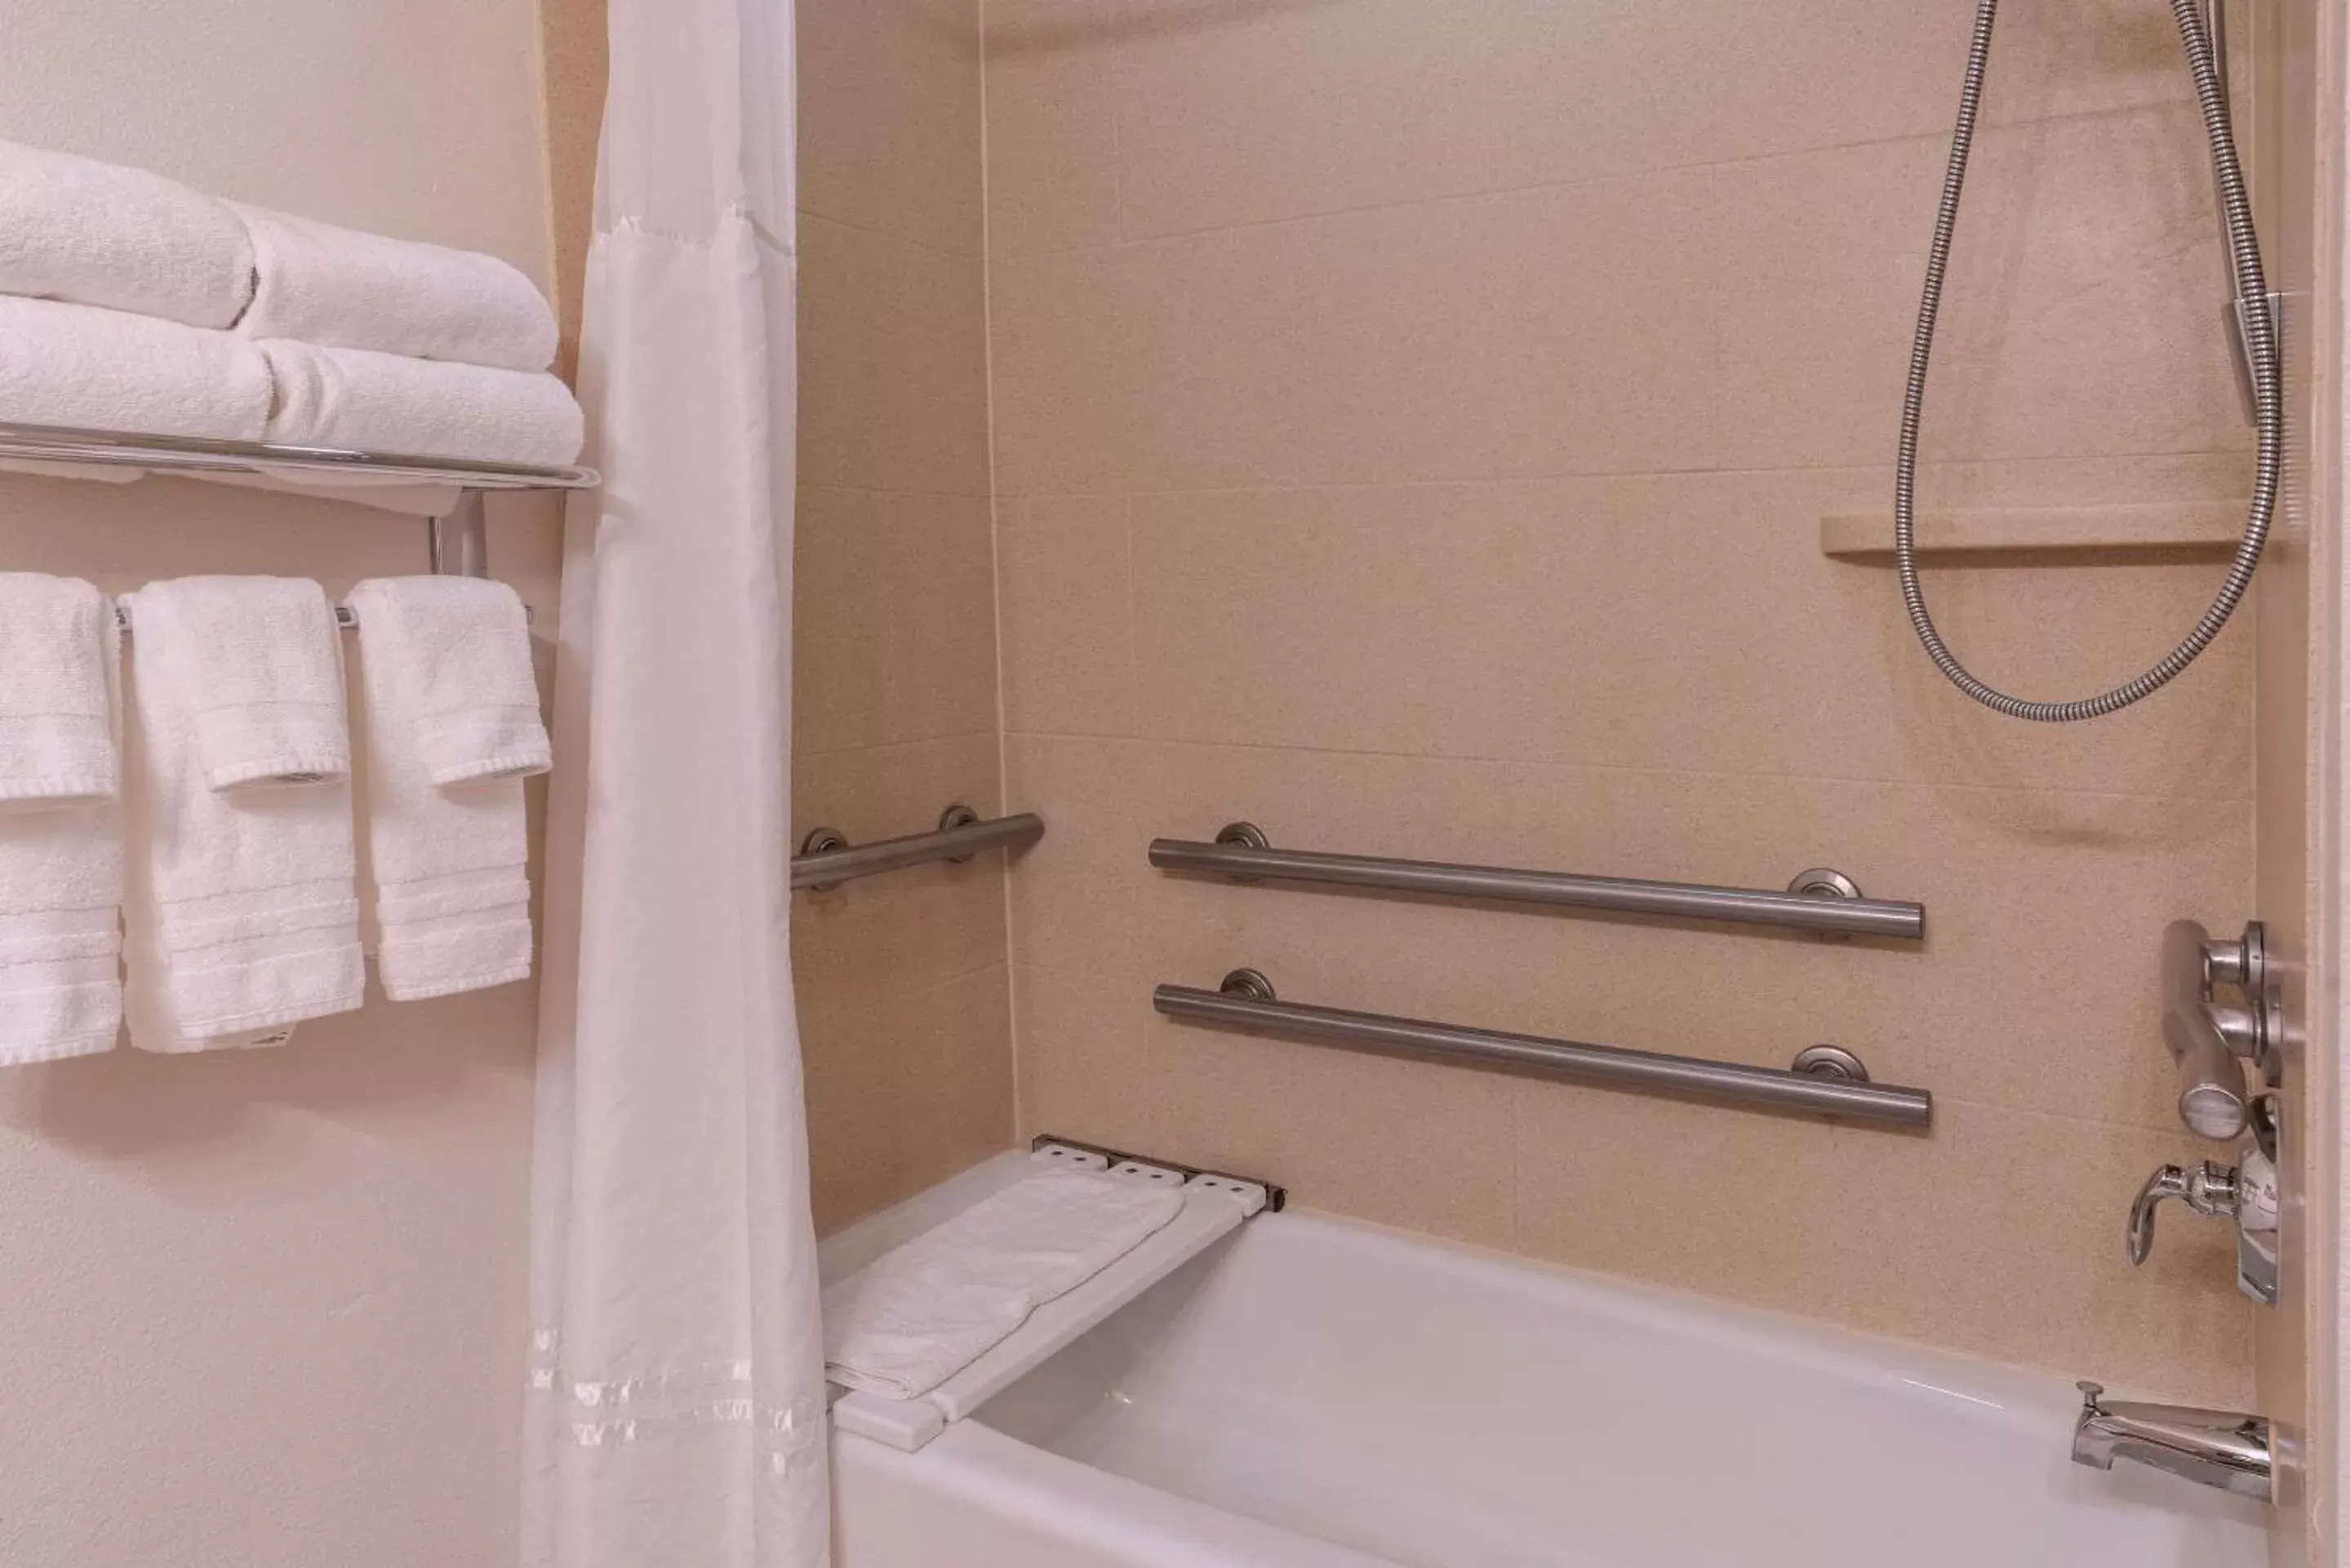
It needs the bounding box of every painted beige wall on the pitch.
[0,1,558,1564]
[986,0,2262,1404]
[789,0,1012,1233]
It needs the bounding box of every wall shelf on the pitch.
[1820,502,2246,564]
[0,419,598,493]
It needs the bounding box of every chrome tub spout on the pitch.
[2072,1383,2272,1501]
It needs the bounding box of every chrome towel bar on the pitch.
[1154,970,1934,1128]
[1148,824,1924,941]
[793,805,1044,891]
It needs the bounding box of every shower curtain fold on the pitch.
[523,1,826,1563]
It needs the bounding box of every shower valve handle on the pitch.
[2128,1162,2240,1267]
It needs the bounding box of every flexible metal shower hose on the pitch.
[1895,0,2281,722]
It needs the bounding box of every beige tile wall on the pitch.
[984,0,2261,1402]
[793,0,1011,1233]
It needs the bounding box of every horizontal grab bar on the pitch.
[1154,972,1934,1128]
[1148,825,1923,940]
[793,807,1043,891]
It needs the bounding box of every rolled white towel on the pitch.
[0,139,255,329]
[348,577,544,1002]
[257,339,584,468]
[0,574,118,806]
[0,295,274,443]
[233,204,558,373]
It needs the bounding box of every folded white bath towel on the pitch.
[0,585,123,1064]
[823,1168,1185,1401]
[347,577,544,1002]
[0,140,255,329]
[0,574,118,806]
[257,340,584,468]
[122,579,364,1051]
[129,577,349,789]
[232,205,558,373]
[0,295,274,443]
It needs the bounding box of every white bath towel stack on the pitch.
[0,575,124,1064]
[823,1168,1186,1401]
[122,577,365,1051]
[231,199,577,462]
[348,577,549,1001]
[0,139,584,472]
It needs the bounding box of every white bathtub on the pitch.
[828,1179,2265,1567]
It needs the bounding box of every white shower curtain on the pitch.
[522,0,827,1562]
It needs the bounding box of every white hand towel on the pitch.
[348,577,542,1002]
[122,579,365,1051]
[232,205,557,372]
[257,340,584,468]
[0,295,274,443]
[131,577,350,789]
[0,140,255,329]
[349,577,551,785]
[0,575,117,805]
[822,1169,1185,1401]
[0,589,122,1065]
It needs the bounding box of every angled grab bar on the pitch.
[1148,824,1924,940]
[1154,971,1934,1128]
[793,807,1044,891]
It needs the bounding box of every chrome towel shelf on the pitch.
[1155,969,1935,1128]
[1149,824,1924,941]
[0,419,600,492]
[793,805,1044,891]
[0,420,601,584]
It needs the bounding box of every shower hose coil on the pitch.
[1896,0,2280,722]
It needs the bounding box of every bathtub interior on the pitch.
[966,1210,2267,1568]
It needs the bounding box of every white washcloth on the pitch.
[0,575,118,805]
[348,577,542,1002]
[122,579,364,1051]
[0,591,122,1065]
[823,1169,1185,1401]
[0,140,255,328]
[257,340,584,467]
[0,295,274,442]
[130,578,349,789]
[232,205,558,372]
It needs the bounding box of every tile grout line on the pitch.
[985,729,2259,810]
[997,96,2210,264]
[980,445,2257,501]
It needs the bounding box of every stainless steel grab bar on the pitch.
[792,806,1044,891]
[1149,824,1924,940]
[1154,971,1934,1127]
